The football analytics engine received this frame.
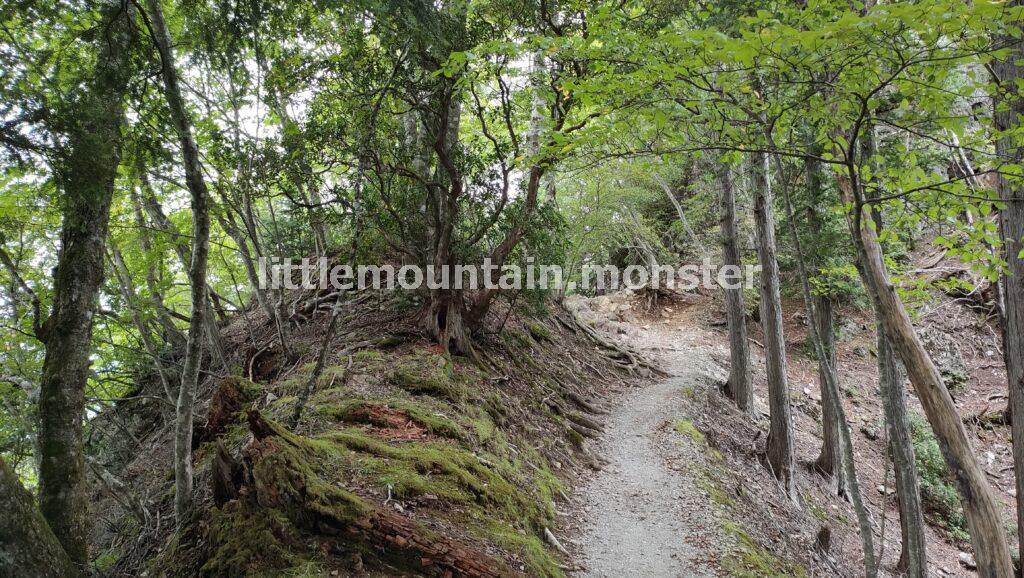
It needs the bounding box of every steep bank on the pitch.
[85,288,644,577]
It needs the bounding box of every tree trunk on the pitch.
[771,143,876,577]
[839,172,1013,577]
[802,137,845,492]
[36,1,135,565]
[128,179,186,350]
[993,8,1024,572]
[145,0,212,529]
[0,457,77,577]
[811,294,846,491]
[138,172,227,368]
[719,163,752,413]
[858,125,927,576]
[878,326,927,577]
[751,152,795,497]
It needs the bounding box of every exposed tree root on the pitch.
[553,308,666,377]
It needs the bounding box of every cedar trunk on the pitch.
[841,180,1012,576]
[804,143,844,490]
[751,152,795,496]
[861,126,928,575]
[877,327,927,577]
[812,295,844,490]
[993,8,1024,571]
[719,163,752,413]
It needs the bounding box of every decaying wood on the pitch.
[245,411,508,577]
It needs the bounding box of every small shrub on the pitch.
[909,413,969,543]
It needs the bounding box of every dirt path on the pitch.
[571,325,724,577]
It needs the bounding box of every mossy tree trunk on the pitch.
[0,457,77,577]
[36,0,136,565]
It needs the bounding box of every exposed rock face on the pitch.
[919,327,969,396]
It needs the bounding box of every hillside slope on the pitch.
[85,288,645,577]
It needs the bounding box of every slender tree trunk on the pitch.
[878,325,927,577]
[803,143,845,491]
[859,126,927,576]
[138,173,227,368]
[845,9,933,578]
[36,1,135,565]
[993,8,1024,572]
[812,295,846,492]
[0,456,77,577]
[751,152,795,497]
[719,163,752,413]
[145,0,212,529]
[774,152,872,578]
[838,170,1013,577]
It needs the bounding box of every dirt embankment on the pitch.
[86,289,645,577]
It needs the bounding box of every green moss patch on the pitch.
[353,349,385,363]
[487,521,562,578]
[389,351,469,402]
[203,500,311,576]
[526,321,553,342]
[674,419,706,445]
[324,428,549,523]
[721,519,808,577]
[189,413,560,577]
[504,330,533,349]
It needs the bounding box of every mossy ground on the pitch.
[158,327,577,577]
[388,350,472,402]
[720,519,809,578]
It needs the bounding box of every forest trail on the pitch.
[571,320,724,577]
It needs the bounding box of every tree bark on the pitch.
[772,144,876,577]
[751,152,795,497]
[144,0,212,529]
[838,172,1013,577]
[802,138,845,493]
[878,326,927,577]
[860,126,927,576]
[719,163,752,413]
[0,456,78,578]
[993,6,1024,571]
[812,294,843,482]
[36,1,135,565]
[138,172,227,368]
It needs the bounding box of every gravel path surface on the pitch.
[572,327,720,578]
